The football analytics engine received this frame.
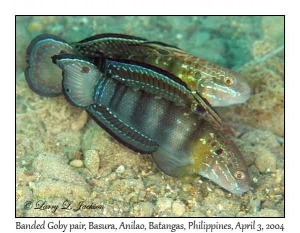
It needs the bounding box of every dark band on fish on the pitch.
[107,82,128,111]
[104,58,193,107]
[87,104,158,154]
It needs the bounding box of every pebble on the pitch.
[275,169,283,184]
[70,159,84,168]
[172,200,186,216]
[206,210,213,217]
[217,204,224,211]
[116,165,125,174]
[16,186,33,201]
[156,198,173,212]
[84,150,100,177]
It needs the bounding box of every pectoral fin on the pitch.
[152,147,194,177]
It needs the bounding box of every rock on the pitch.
[33,153,87,186]
[84,150,100,177]
[254,147,277,173]
[156,198,173,212]
[82,121,144,176]
[70,159,84,168]
[131,202,154,217]
[71,110,88,131]
[172,200,186,216]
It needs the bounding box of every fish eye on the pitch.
[65,88,71,93]
[215,148,223,155]
[224,77,234,86]
[234,171,245,180]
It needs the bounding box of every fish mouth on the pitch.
[229,183,252,195]
[216,83,252,107]
[237,82,252,103]
[198,79,252,107]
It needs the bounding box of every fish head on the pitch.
[197,64,251,107]
[52,54,102,107]
[196,125,252,195]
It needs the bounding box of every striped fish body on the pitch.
[101,59,223,128]
[54,55,251,195]
[91,67,251,195]
[72,33,251,107]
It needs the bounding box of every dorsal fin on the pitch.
[142,40,182,50]
[105,59,193,107]
[72,33,148,58]
[191,92,222,126]
[76,33,148,44]
[87,104,158,154]
[72,33,184,59]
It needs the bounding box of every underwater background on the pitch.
[16,16,284,217]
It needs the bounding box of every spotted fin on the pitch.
[72,33,148,58]
[25,34,75,96]
[52,54,102,107]
[152,147,194,177]
[72,33,183,57]
[87,104,159,154]
[105,59,193,107]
